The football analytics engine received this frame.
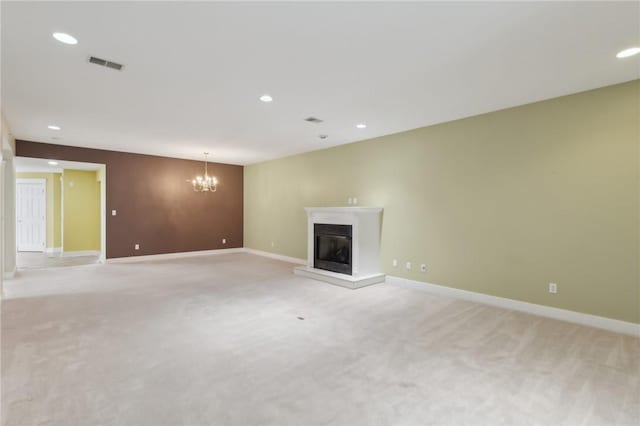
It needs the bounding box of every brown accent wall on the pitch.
[16,140,243,259]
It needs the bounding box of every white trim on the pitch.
[98,165,106,264]
[45,247,62,254]
[243,248,306,265]
[62,250,100,257]
[16,178,47,184]
[385,276,640,337]
[3,268,15,280]
[304,207,383,213]
[60,174,64,253]
[106,247,244,263]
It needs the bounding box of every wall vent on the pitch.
[304,117,323,124]
[89,56,124,71]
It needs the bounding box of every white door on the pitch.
[16,179,46,252]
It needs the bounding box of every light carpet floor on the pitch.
[1,253,638,425]
[16,252,99,270]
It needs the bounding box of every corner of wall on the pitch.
[1,112,17,288]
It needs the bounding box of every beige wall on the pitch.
[245,80,640,324]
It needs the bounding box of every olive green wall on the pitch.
[62,169,100,252]
[16,172,62,249]
[244,80,639,324]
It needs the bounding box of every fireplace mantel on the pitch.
[293,207,385,289]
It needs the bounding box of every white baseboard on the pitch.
[62,250,101,258]
[386,276,639,337]
[243,248,306,265]
[3,269,16,280]
[106,248,244,263]
[45,247,62,255]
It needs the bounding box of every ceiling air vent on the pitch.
[89,56,124,71]
[304,117,323,124]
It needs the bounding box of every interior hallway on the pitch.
[2,253,639,425]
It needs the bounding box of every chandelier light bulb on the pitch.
[191,152,218,193]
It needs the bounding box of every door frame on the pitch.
[16,178,46,252]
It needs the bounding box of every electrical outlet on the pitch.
[222,238,226,244]
[353,197,358,205]
[347,197,353,205]
[549,282,557,294]
[392,259,398,267]
[134,244,140,250]
[111,210,117,216]
[420,264,427,272]
[270,241,275,247]
[405,262,412,270]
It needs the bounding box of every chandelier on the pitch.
[191,152,218,192]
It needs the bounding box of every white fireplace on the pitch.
[293,207,385,289]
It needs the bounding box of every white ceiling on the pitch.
[2,1,639,165]
[15,156,102,173]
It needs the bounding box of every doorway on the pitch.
[14,157,106,270]
[16,178,46,252]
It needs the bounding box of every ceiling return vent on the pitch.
[88,56,124,71]
[304,117,323,124]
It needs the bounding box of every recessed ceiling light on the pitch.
[48,125,61,130]
[259,94,273,103]
[356,123,367,129]
[616,47,640,58]
[318,134,328,140]
[48,161,59,166]
[52,32,78,45]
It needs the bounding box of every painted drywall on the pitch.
[244,80,640,324]
[1,112,16,280]
[15,172,62,249]
[15,142,244,258]
[62,169,100,252]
